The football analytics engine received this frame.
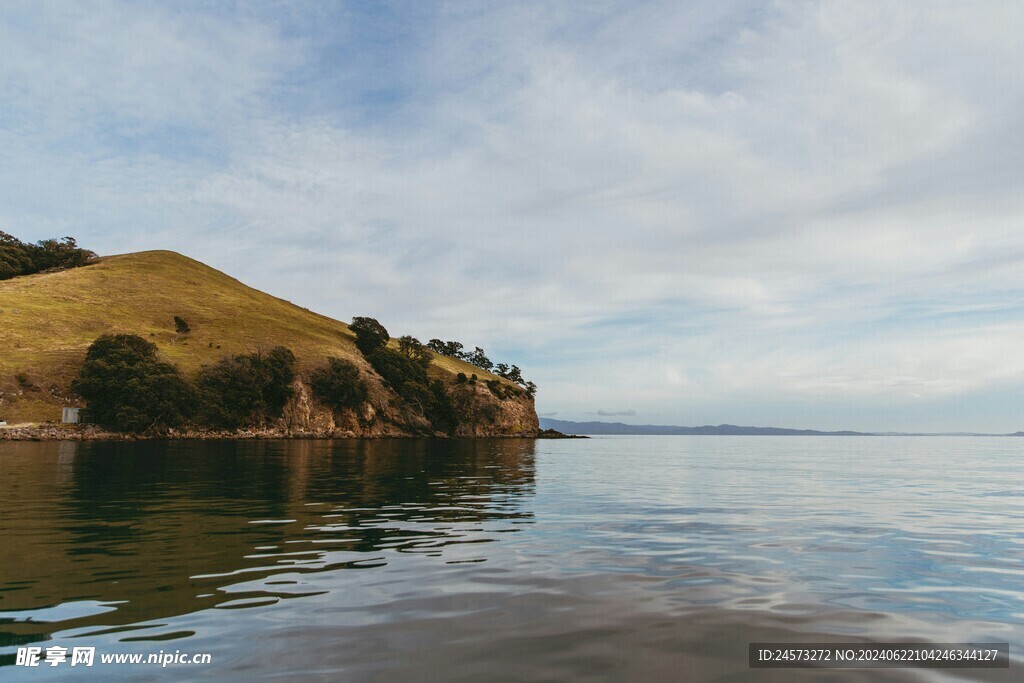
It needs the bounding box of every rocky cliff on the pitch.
[279,376,538,438]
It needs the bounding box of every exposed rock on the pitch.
[448,382,539,437]
[280,380,335,434]
[2,372,540,441]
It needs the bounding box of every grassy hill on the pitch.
[0,250,503,423]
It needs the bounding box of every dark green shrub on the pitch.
[196,356,263,428]
[73,334,195,433]
[351,321,464,433]
[0,233,34,280]
[174,316,191,334]
[310,357,367,410]
[366,347,425,393]
[456,372,467,384]
[262,347,297,412]
[397,335,431,367]
[197,346,296,429]
[425,380,459,435]
[362,346,458,433]
[350,316,390,355]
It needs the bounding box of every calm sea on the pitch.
[0,437,1021,681]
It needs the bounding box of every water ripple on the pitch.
[0,436,1021,680]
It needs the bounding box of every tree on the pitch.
[524,381,537,399]
[174,316,191,334]
[446,341,467,359]
[197,356,264,429]
[197,347,296,429]
[425,380,459,435]
[466,347,493,371]
[0,231,33,280]
[310,357,367,410]
[73,334,195,433]
[505,364,524,384]
[0,232,96,280]
[365,347,426,394]
[490,360,534,396]
[261,346,297,413]
[350,316,390,355]
[361,343,459,433]
[32,236,96,271]
[397,335,431,367]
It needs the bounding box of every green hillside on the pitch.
[0,250,502,423]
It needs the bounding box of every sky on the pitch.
[2,1,1023,432]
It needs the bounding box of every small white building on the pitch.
[61,407,81,424]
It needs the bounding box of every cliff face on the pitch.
[278,377,538,438]
[448,383,539,437]
[279,377,429,437]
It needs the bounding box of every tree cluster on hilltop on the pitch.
[0,231,96,280]
[426,337,536,398]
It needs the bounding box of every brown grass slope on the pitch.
[0,250,508,423]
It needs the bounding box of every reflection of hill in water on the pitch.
[0,439,536,647]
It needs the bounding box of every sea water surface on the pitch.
[0,436,1021,681]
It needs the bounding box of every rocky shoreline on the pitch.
[0,425,581,441]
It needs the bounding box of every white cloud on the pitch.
[0,1,292,134]
[2,1,1023,430]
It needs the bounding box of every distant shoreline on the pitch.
[0,425,580,441]
[3,422,1016,441]
[538,418,1023,437]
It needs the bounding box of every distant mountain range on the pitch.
[539,418,1019,437]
